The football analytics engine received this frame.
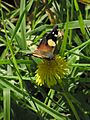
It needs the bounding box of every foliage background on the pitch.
[0,0,90,120]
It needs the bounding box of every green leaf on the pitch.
[3,89,10,120]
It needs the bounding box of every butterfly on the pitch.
[32,25,59,59]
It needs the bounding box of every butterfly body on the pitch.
[32,25,58,59]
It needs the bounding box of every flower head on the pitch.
[35,55,68,87]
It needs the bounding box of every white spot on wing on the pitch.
[48,39,56,47]
[52,32,55,34]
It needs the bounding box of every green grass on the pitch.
[0,0,90,120]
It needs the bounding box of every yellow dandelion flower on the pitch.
[35,55,68,87]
